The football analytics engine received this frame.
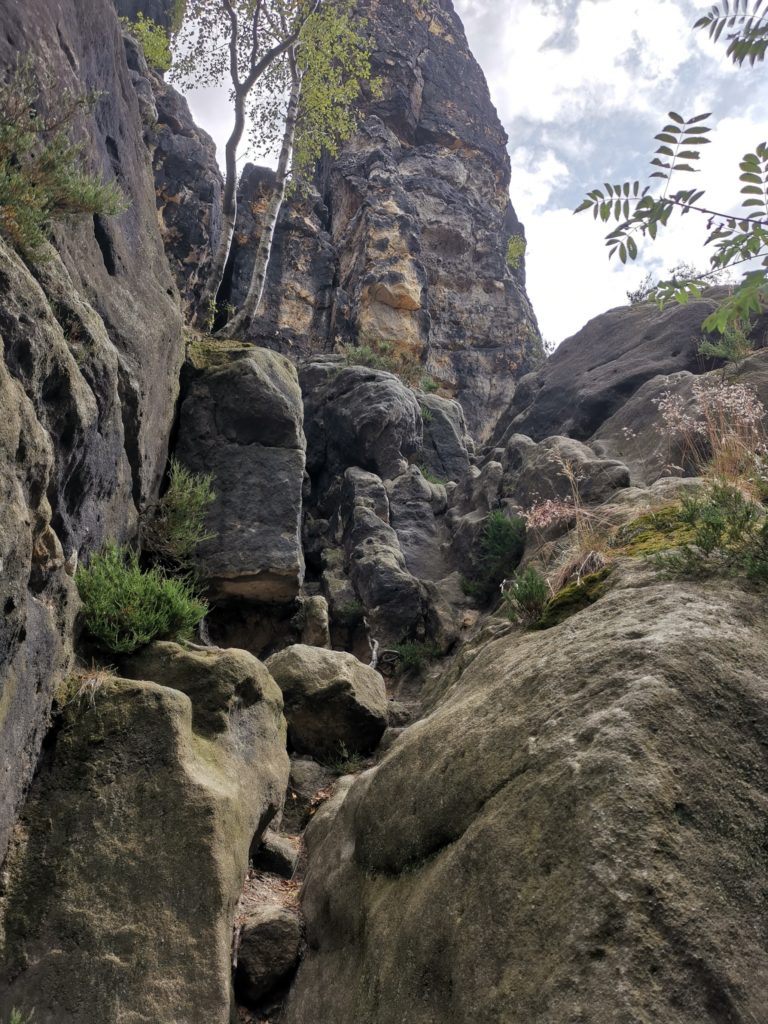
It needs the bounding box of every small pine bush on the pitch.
[76,544,207,655]
[654,484,768,581]
[464,511,526,604]
[392,640,440,673]
[0,57,127,258]
[502,567,550,625]
[141,458,215,570]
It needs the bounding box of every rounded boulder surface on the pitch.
[266,645,388,757]
[236,905,302,1007]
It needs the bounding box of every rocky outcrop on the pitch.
[0,644,289,1024]
[151,79,224,320]
[418,393,474,483]
[157,0,542,439]
[176,347,306,602]
[266,644,388,757]
[283,563,768,1024]
[0,0,184,863]
[501,297,719,443]
[303,361,422,487]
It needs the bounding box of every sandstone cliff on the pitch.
[1,2,768,1023]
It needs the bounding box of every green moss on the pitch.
[613,504,696,557]
[186,334,255,371]
[534,567,613,630]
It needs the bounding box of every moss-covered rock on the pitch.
[534,567,613,630]
[0,644,289,1024]
[613,504,696,557]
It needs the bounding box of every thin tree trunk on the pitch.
[219,50,303,338]
[195,87,247,328]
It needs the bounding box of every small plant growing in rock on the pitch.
[654,484,768,581]
[335,599,366,630]
[120,13,173,71]
[462,511,526,604]
[502,566,550,626]
[141,458,216,571]
[322,741,367,776]
[699,318,755,368]
[392,640,441,673]
[417,464,445,486]
[76,544,208,655]
[0,56,127,258]
[506,234,527,270]
[7,1010,35,1024]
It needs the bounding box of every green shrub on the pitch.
[76,544,207,655]
[335,599,366,629]
[463,511,527,604]
[506,234,527,270]
[392,640,441,673]
[0,57,127,258]
[654,484,768,581]
[340,340,398,373]
[322,741,367,776]
[699,318,754,366]
[120,13,172,71]
[142,458,216,570]
[417,464,445,486]
[502,566,550,625]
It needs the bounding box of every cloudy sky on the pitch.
[183,0,768,344]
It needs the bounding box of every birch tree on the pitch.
[220,0,377,336]
[172,0,320,326]
[171,0,376,333]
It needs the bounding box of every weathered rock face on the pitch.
[223,164,337,357]
[302,362,423,486]
[151,79,224,320]
[176,348,306,602]
[283,564,768,1024]
[317,0,541,438]
[499,297,718,443]
[0,644,289,1024]
[159,0,542,439]
[0,0,184,863]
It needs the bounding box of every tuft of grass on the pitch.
[502,566,551,626]
[321,742,368,777]
[335,599,366,629]
[141,458,215,570]
[0,56,127,259]
[76,544,207,655]
[417,464,446,486]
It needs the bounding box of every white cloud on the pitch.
[456,0,768,344]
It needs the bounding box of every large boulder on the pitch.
[266,644,388,757]
[0,643,289,1024]
[500,297,721,443]
[418,393,474,483]
[341,469,429,644]
[500,434,631,508]
[302,363,422,483]
[282,564,768,1024]
[235,905,303,1008]
[175,348,306,602]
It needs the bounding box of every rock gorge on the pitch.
[1,1,767,1022]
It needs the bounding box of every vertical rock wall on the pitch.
[0,0,185,864]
